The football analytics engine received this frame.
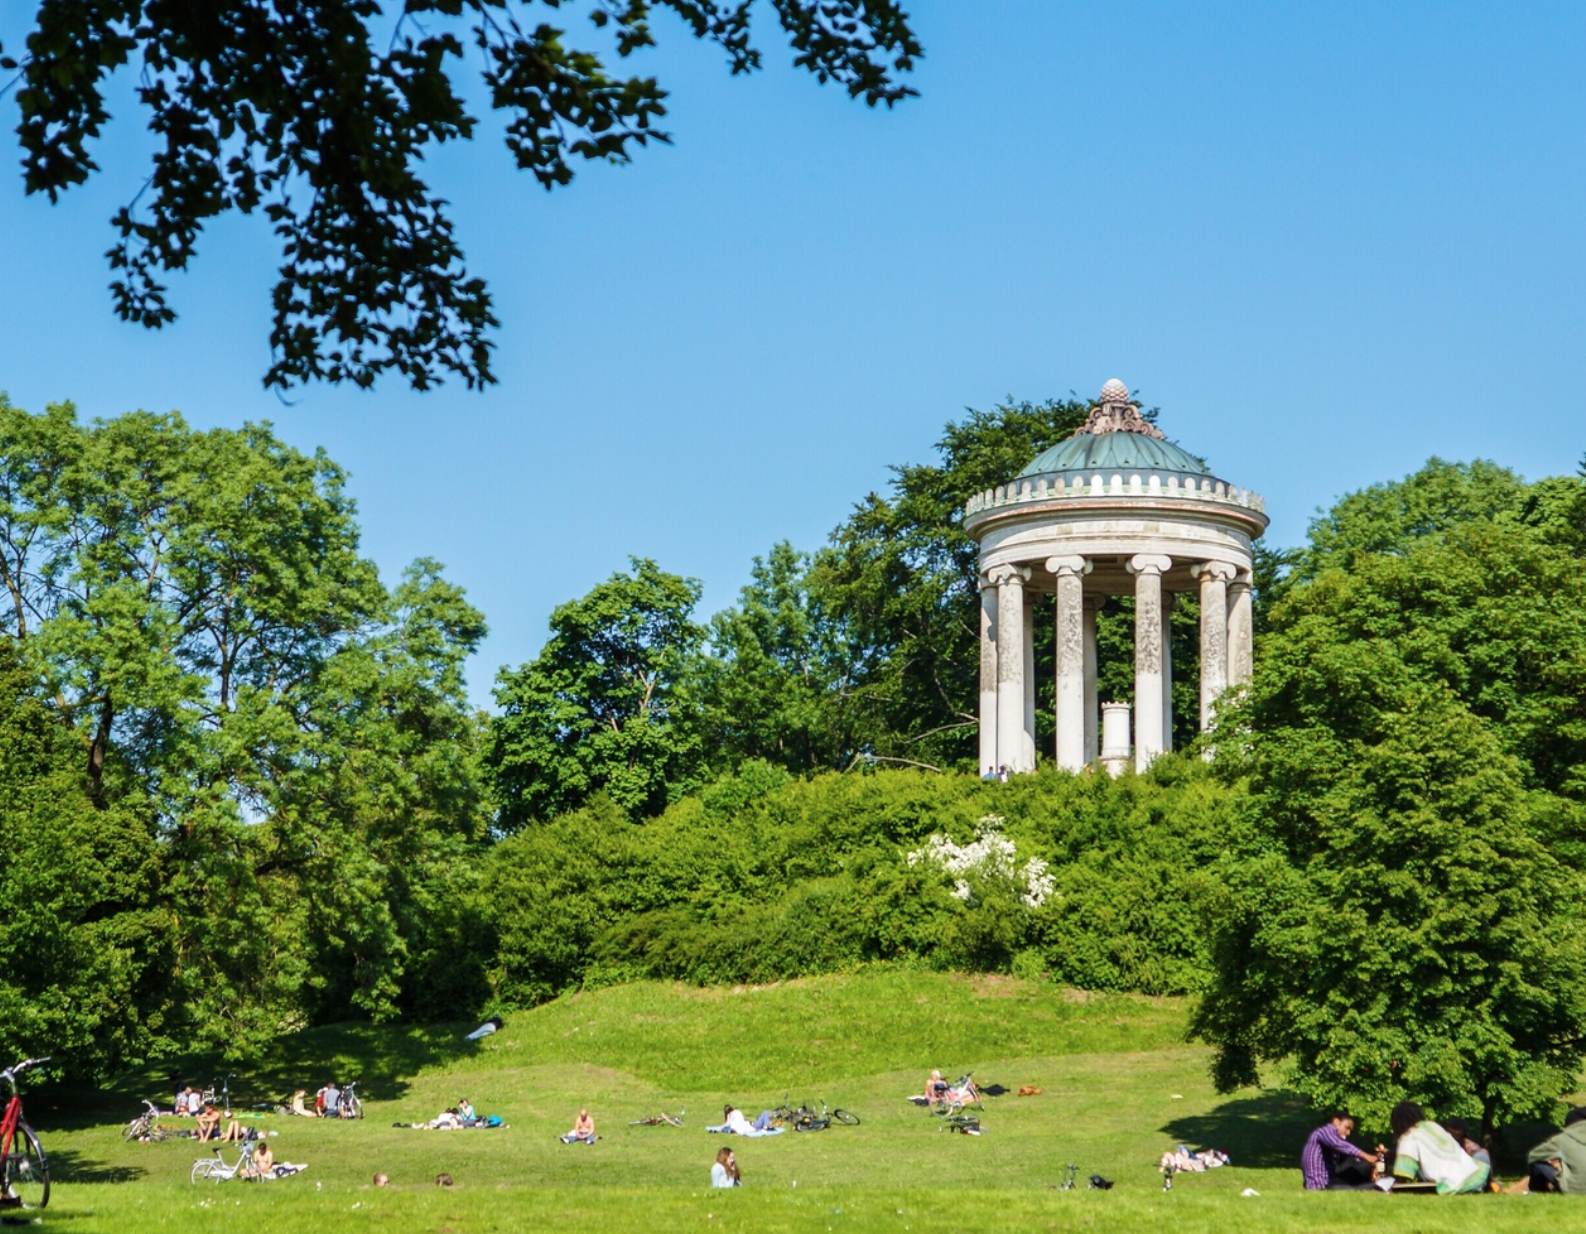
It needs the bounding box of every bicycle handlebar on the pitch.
[1,1056,51,1088]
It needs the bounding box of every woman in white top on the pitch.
[710,1147,741,1188]
[1390,1101,1490,1194]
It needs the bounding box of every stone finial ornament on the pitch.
[1074,377,1166,440]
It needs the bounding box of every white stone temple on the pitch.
[965,379,1268,775]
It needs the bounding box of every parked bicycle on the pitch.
[201,1074,236,1117]
[338,1080,364,1120]
[191,1138,257,1184]
[0,1056,50,1210]
[628,1110,685,1127]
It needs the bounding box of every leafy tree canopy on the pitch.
[1195,461,1586,1131]
[490,555,705,826]
[3,1,920,391]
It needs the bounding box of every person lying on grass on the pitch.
[724,1105,777,1134]
[711,1147,741,1188]
[561,1109,596,1143]
[1389,1101,1490,1194]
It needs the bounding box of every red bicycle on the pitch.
[1,1057,49,1210]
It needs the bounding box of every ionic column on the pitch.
[978,580,997,776]
[1128,554,1173,771]
[1022,593,1037,767]
[1082,595,1103,764]
[990,564,1031,773]
[1162,592,1176,751]
[1227,574,1254,688]
[1192,561,1238,732]
[1046,555,1091,770]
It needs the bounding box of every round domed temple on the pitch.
[965,380,1268,774]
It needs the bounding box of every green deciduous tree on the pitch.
[695,540,857,774]
[1196,689,1586,1132]
[2,1,920,390]
[1194,459,1586,1132]
[0,396,491,1067]
[489,556,705,825]
[811,397,1092,766]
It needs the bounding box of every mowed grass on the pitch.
[19,969,1576,1233]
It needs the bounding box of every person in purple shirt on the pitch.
[1301,1111,1380,1190]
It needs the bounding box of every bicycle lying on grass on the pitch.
[771,1098,860,1132]
[1,1056,50,1210]
[628,1110,685,1127]
[124,1100,172,1143]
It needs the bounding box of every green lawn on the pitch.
[17,970,1575,1232]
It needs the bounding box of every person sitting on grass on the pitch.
[1506,1107,1586,1194]
[1300,1111,1379,1189]
[216,1116,247,1143]
[560,1109,596,1143]
[248,1140,274,1180]
[1442,1118,1491,1167]
[289,1089,313,1117]
[458,1097,477,1124]
[924,1070,950,1107]
[710,1147,742,1188]
[322,1081,341,1118]
[195,1102,222,1143]
[1390,1100,1489,1194]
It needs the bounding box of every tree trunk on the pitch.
[87,692,113,807]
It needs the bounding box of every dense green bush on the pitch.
[484,757,1239,1005]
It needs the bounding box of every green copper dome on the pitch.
[1018,379,1211,478]
[1018,431,1210,478]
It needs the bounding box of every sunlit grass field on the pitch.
[19,970,1577,1232]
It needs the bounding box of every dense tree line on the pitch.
[5,392,1585,1138]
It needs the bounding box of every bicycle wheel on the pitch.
[3,1122,49,1209]
[123,1115,150,1141]
[830,1108,860,1125]
[343,1095,364,1120]
[793,1117,829,1133]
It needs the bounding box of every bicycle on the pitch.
[0,1056,50,1210]
[124,1100,170,1143]
[338,1081,364,1120]
[191,1138,257,1184]
[628,1110,685,1127]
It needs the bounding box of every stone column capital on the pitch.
[1227,575,1253,595]
[1044,555,1092,579]
[1190,560,1239,583]
[985,563,1031,588]
[1127,553,1174,577]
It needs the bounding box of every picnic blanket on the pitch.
[705,1123,784,1136]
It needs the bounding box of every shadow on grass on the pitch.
[41,1147,146,1184]
[1159,1090,1314,1168]
[35,1020,482,1131]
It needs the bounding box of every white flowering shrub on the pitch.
[905,815,1056,909]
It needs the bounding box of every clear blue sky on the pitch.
[2,1,1582,707]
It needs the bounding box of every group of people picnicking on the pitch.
[1302,1102,1586,1195]
[282,1082,354,1118]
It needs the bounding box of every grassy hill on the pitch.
[21,969,1570,1232]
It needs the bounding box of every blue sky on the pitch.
[1,1,1582,707]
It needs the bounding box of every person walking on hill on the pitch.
[1300,1111,1379,1189]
